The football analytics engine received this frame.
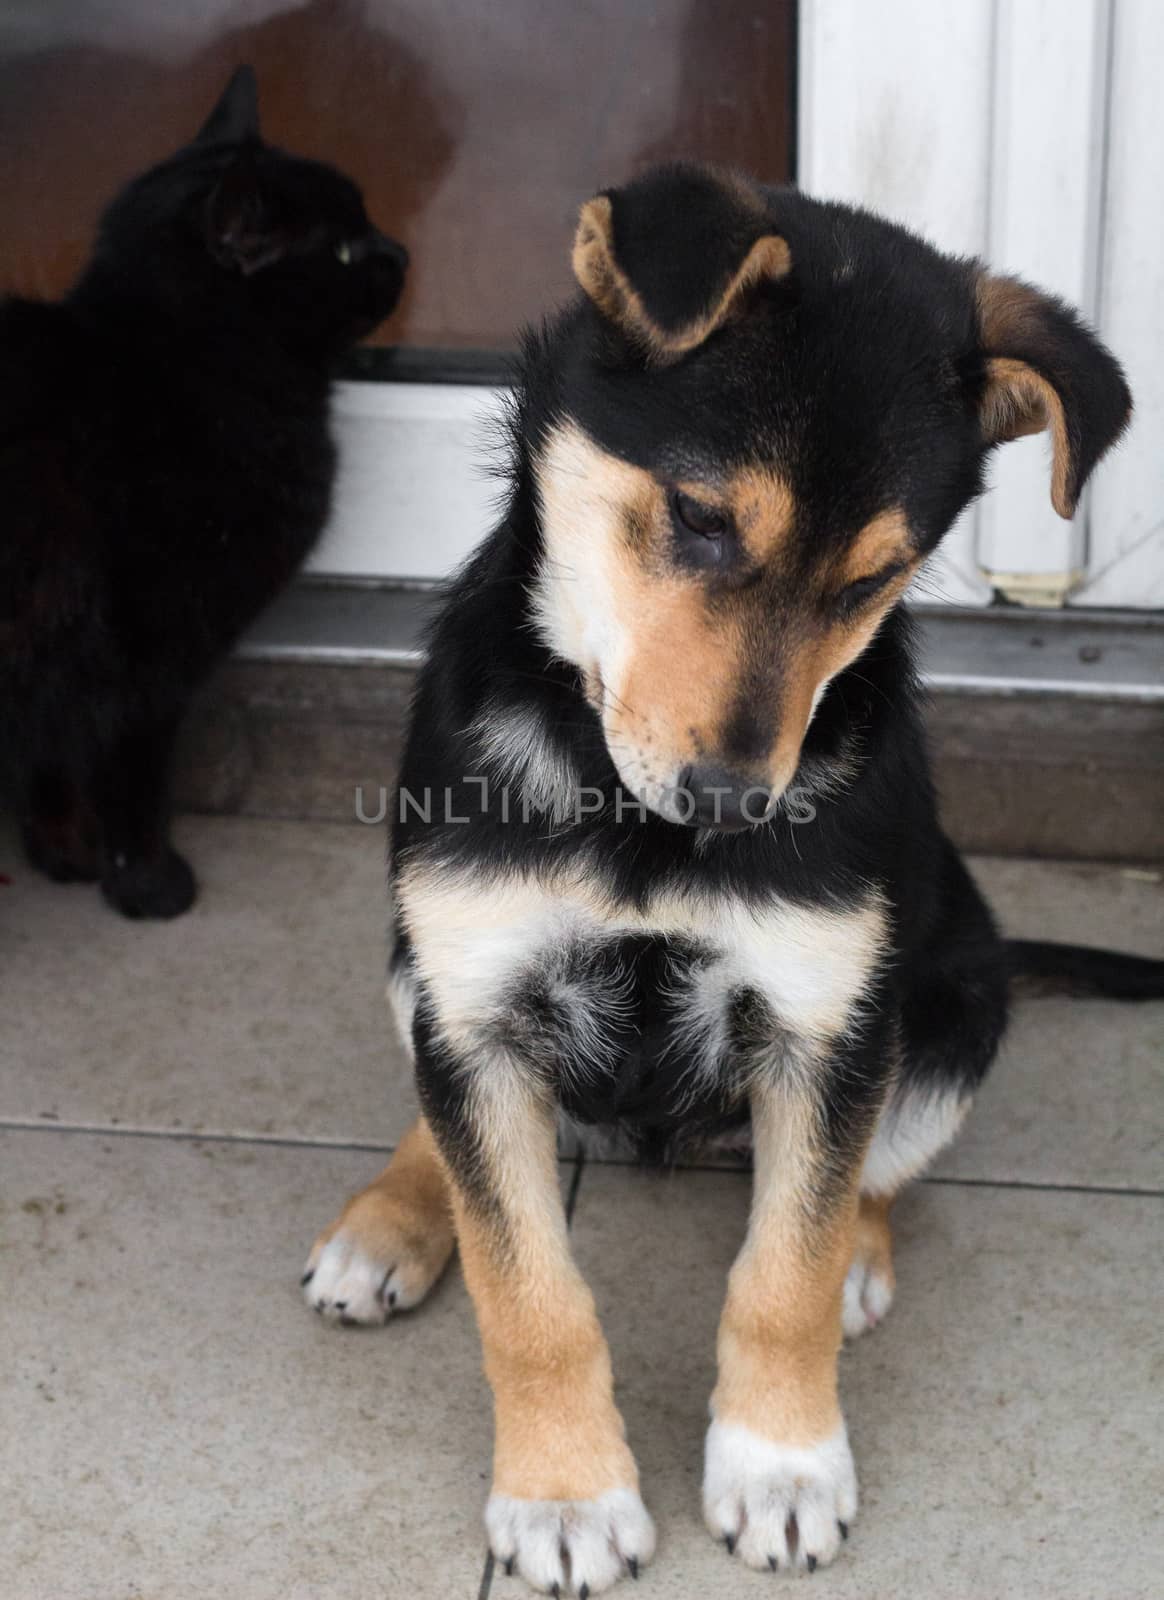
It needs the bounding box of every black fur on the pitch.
[394,165,1159,1181]
[0,66,406,917]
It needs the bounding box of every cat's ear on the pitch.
[206,147,286,276]
[572,163,791,363]
[196,64,260,146]
[975,272,1131,519]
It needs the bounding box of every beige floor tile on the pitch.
[2,823,1160,1192]
[937,858,1164,1189]
[968,856,1162,955]
[571,1163,1164,1600]
[0,817,418,1145]
[0,1129,490,1600]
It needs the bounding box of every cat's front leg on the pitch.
[21,764,101,883]
[95,715,196,919]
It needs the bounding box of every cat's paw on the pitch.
[101,848,197,919]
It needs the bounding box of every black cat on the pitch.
[0,66,406,917]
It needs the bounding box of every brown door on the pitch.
[0,0,796,366]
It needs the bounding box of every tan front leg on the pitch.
[704,1085,860,1573]
[302,1117,455,1324]
[439,1069,655,1594]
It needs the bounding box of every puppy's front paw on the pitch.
[486,1487,656,1596]
[302,1189,453,1326]
[703,1419,857,1572]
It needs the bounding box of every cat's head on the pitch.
[84,66,407,354]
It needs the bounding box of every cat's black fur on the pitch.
[0,66,406,916]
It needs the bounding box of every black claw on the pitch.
[579,1586,590,1600]
[838,1521,849,1542]
[300,1269,314,1286]
[551,1586,560,1599]
[807,1554,818,1574]
[387,1290,398,1308]
[333,1300,348,1312]
[768,1555,779,1571]
[627,1557,639,1579]
[503,1557,515,1576]
[724,1533,736,1555]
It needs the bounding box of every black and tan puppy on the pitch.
[303,165,1162,1594]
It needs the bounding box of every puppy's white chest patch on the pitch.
[398,863,887,1065]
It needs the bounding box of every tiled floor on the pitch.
[1,817,1161,1599]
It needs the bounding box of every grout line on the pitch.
[565,1149,587,1225]
[0,1119,399,1155]
[1,1119,1159,1202]
[919,1174,1164,1200]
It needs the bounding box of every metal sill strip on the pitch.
[239,583,1164,702]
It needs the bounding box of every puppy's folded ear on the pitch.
[572,163,791,362]
[975,274,1131,519]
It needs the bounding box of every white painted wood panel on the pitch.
[1073,0,1164,608]
[976,0,1112,603]
[306,382,504,581]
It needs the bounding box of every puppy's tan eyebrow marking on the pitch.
[724,467,798,564]
[835,508,914,586]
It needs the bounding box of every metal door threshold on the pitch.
[239,583,1164,703]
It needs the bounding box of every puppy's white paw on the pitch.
[703,1419,857,1572]
[486,1487,656,1595]
[842,1254,894,1340]
[301,1230,433,1325]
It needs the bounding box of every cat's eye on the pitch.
[670,488,728,539]
[334,240,353,265]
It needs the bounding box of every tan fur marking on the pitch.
[615,569,744,767]
[835,507,913,587]
[448,1075,637,1501]
[976,272,1048,351]
[572,194,790,363]
[725,466,797,564]
[713,1089,858,1445]
[766,558,916,791]
[852,1192,895,1290]
[309,1116,456,1290]
[976,273,1087,518]
[981,355,1074,517]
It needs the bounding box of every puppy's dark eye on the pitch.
[671,489,728,538]
[836,568,899,615]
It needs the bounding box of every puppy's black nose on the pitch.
[677,764,774,831]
